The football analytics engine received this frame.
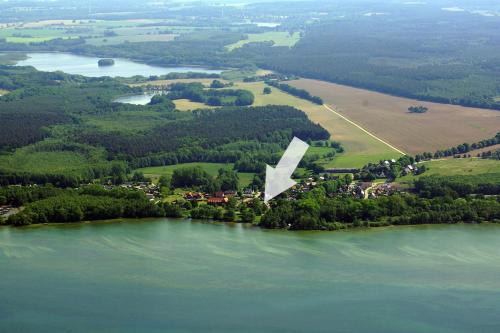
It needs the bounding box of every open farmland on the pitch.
[289,79,500,155]
[232,81,401,167]
[139,79,401,168]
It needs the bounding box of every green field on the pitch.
[136,163,255,188]
[400,158,500,182]
[226,31,301,51]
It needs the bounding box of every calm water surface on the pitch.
[1,219,500,332]
[15,53,222,77]
[113,93,156,105]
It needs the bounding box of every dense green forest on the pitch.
[2,185,164,226]
[0,67,329,188]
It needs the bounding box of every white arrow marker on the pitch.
[264,137,309,203]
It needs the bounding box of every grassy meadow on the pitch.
[400,158,500,182]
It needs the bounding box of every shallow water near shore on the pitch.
[1,219,500,332]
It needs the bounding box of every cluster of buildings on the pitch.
[119,182,161,201]
[184,189,257,205]
[0,205,17,218]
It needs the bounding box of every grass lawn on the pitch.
[226,32,301,51]
[399,158,500,182]
[136,162,254,187]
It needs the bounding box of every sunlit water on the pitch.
[15,53,222,77]
[113,93,156,105]
[1,219,500,332]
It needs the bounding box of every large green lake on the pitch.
[1,219,500,332]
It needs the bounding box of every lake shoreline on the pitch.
[11,52,224,78]
[8,51,226,73]
[2,215,499,233]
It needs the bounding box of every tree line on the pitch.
[260,175,500,230]
[265,80,323,105]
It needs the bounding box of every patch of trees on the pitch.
[265,80,323,104]
[171,167,239,192]
[408,106,428,114]
[166,82,254,106]
[415,132,500,161]
[5,192,163,226]
[414,174,500,198]
[479,150,500,160]
[98,58,115,66]
[0,159,128,187]
[0,67,136,149]
[79,105,330,162]
[260,190,500,230]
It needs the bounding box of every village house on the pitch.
[207,197,229,205]
[207,191,229,205]
[223,190,237,197]
[183,192,204,201]
[243,188,255,198]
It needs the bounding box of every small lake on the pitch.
[15,53,222,78]
[113,93,157,105]
[1,220,500,332]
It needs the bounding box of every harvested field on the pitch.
[289,79,500,155]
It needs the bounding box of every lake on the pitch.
[113,93,157,105]
[1,219,500,332]
[15,53,222,77]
